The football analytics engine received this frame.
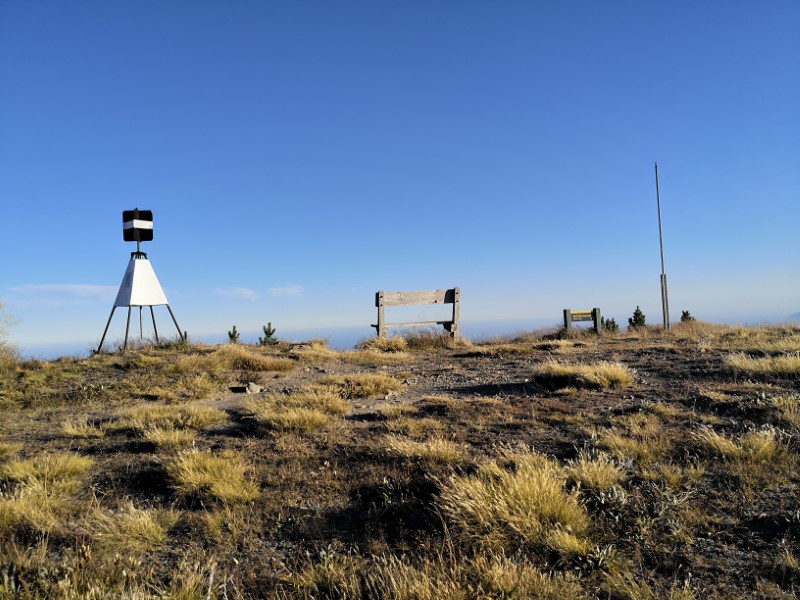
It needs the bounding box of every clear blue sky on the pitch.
[2,1,798,354]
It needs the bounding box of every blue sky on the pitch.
[1,1,798,355]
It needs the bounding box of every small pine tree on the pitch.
[628,306,646,329]
[227,325,240,344]
[601,317,619,333]
[681,310,696,322]
[259,322,277,346]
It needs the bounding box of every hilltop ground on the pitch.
[1,322,799,599]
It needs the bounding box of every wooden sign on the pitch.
[563,308,601,332]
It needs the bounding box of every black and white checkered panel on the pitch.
[122,209,154,242]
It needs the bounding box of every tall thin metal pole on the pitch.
[655,162,670,331]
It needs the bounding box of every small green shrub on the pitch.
[259,322,277,345]
[628,306,646,329]
[681,310,696,322]
[601,317,619,333]
[227,325,240,344]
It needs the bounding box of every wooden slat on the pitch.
[385,320,452,327]
[381,289,454,306]
[372,320,453,328]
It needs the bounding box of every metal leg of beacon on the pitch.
[95,307,117,354]
[123,307,132,351]
[166,305,185,341]
[150,306,159,343]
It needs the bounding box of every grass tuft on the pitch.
[167,450,259,504]
[95,503,179,554]
[318,372,403,399]
[0,441,23,458]
[115,404,227,433]
[438,449,591,558]
[725,352,800,377]
[1,452,94,490]
[245,387,350,431]
[143,426,197,450]
[535,359,634,389]
[383,434,467,464]
[0,452,94,535]
[402,329,472,351]
[356,335,409,353]
[695,426,789,467]
[215,344,296,372]
[290,339,339,362]
[566,451,625,490]
[61,418,105,439]
[597,413,671,465]
[773,394,800,429]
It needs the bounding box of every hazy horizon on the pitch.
[15,310,800,361]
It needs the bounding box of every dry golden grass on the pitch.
[644,401,721,425]
[216,344,296,371]
[472,553,588,599]
[0,441,23,458]
[773,394,800,429]
[290,339,339,362]
[566,451,625,490]
[385,416,446,437]
[695,427,790,468]
[725,352,800,377]
[597,414,671,465]
[94,503,179,555]
[439,449,591,558]
[1,452,94,489]
[666,320,729,340]
[286,551,588,600]
[0,480,65,534]
[605,572,697,600]
[383,434,467,464]
[554,386,579,396]
[61,418,105,439]
[378,404,419,419]
[172,373,216,400]
[143,426,197,450]
[340,349,412,366]
[356,335,409,353]
[167,450,259,504]
[470,342,539,357]
[318,372,404,399]
[532,339,578,351]
[286,387,351,415]
[402,329,473,351]
[0,452,94,535]
[167,352,224,375]
[115,404,227,433]
[719,326,800,353]
[251,404,334,432]
[535,359,634,389]
[364,554,469,600]
[167,344,295,374]
[778,539,800,575]
[245,387,350,432]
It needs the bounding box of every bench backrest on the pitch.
[374,287,460,339]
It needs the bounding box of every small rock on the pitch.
[245,382,264,394]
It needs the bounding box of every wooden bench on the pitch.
[372,288,460,339]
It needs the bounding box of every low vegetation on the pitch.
[535,359,634,389]
[167,449,259,505]
[1,324,799,598]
